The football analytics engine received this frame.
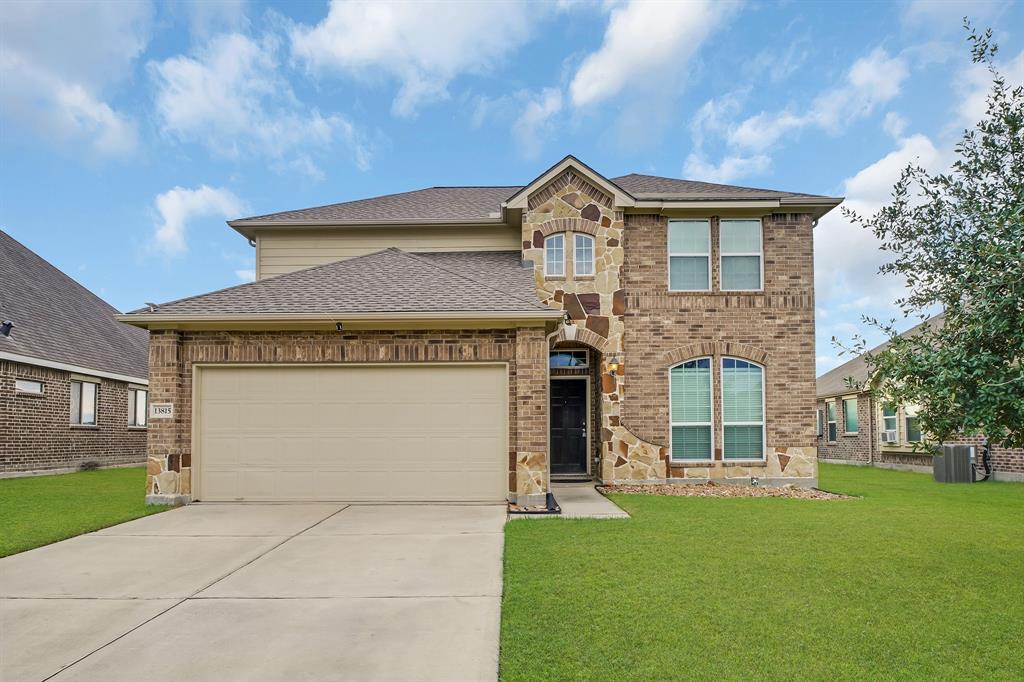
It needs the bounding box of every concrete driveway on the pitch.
[0,504,506,682]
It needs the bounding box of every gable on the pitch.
[504,156,635,211]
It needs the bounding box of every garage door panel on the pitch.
[198,365,507,502]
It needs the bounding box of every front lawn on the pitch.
[0,467,164,557]
[501,464,1024,680]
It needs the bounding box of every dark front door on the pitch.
[550,379,588,475]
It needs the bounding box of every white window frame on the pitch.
[668,357,714,462]
[549,349,589,369]
[905,416,923,443]
[667,219,711,292]
[720,357,767,461]
[881,404,898,443]
[544,233,565,277]
[573,233,595,277]
[825,400,837,442]
[842,396,859,434]
[816,408,823,437]
[719,218,764,292]
[15,379,44,394]
[129,388,148,427]
[70,379,98,426]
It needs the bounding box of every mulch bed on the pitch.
[597,482,855,500]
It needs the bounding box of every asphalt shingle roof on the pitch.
[127,249,555,317]
[230,173,835,225]
[816,316,944,398]
[0,230,149,379]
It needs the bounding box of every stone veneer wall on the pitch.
[1,360,147,473]
[145,328,549,503]
[521,170,817,485]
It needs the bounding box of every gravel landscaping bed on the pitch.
[597,482,855,500]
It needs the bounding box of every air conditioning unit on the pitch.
[880,430,897,443]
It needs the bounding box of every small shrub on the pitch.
[78,461,101,472]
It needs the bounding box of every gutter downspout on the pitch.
[868,394,875,466]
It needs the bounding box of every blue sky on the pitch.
[2,0,1022,374]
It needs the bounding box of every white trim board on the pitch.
[0,351,148,385]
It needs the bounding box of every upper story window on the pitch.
[71,379,98,426]
[129,388,148,427]
[544,234,565,277]
[720,219,763,290]
[669,358,712,460]
[574,234,594,277]
[721,358,765,460]
[15,379,43,394]
[668,219,710,291]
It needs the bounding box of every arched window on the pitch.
[669,358,712,460]
[721,358,765,460]
[544,234,564,277]
[574,233,594,276]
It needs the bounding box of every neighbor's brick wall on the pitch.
[622,213,818,477]
[0,360,147,472]
[816,395,873,463]
[145,328,549,499]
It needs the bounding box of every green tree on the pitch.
[839,23,1024,449]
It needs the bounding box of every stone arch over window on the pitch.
[536,217,602,238]
[662,341,769,367]
[549,323,612,352]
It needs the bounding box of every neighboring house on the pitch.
[816,316,1024,481]
[121,156,843,505]
[0,230,149,475]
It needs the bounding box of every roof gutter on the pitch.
[0,350,148,385]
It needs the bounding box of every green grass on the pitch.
[0,467,164,557]
[500,464,1024,680]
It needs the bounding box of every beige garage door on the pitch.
[196,365,507,502]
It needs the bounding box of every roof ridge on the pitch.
[395,250,550,311]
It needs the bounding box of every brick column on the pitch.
[145,330,189,505]
[513,326,549,505]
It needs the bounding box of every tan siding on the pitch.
[257,225,521,279]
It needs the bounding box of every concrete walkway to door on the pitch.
[0,504,506,682]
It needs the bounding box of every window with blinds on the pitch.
[721,358,765,459]
[720,219,763,290]
[668,220,710,291]
[670,358,712,460]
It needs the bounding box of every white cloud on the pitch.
[729,48,909,151]
[290,0,536,117]
[569,0,736,108]
[0,0,150,157]
[682,152,770,184]
[234,269,256,282]
[953,49,1024,129]
[512,89,563,160]
[151,185,245,255]
[883,112,908,138]
[814,134,945,311]
[151,32,371,172]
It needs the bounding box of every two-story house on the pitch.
[121,156,842,505]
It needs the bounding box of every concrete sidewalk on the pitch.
[510,483,630,519]
[1,503,506,682]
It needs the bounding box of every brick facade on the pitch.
[1,360,147,473]
[522,171,817,486]
[816,393,1024,481]
[144,328,549,502]
[623,213,818,482]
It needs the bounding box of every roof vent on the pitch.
[0,320,12,337]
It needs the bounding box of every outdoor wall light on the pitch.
[607,354,622,372]
[1,320,12,337]
[335,322,344,332]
